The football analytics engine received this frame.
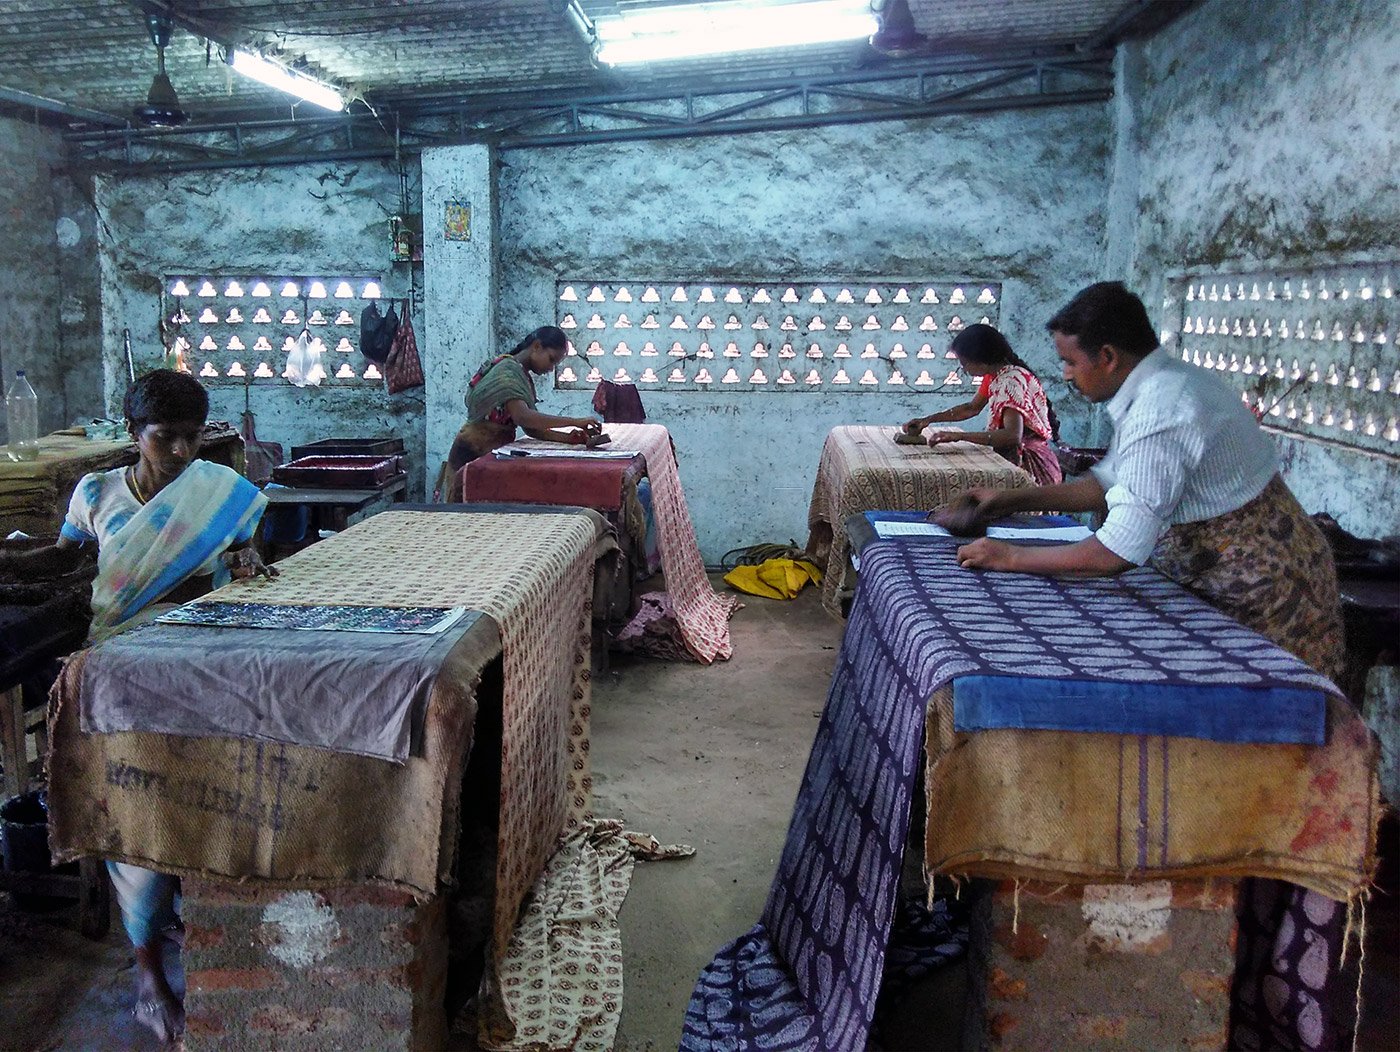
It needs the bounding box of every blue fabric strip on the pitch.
[59,521,95,544]
[952,675,1326,745]
[863,510,1083,530]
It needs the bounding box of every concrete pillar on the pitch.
[421,144,497,482]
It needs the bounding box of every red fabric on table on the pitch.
[458,454,643,512]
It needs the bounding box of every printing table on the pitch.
[806,424,1033,616]
[703,523,1376,1051]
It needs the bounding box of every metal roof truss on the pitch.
[64,49,1114,172]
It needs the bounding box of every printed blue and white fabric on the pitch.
[682,541,960,1051]
[683,539,1342,1052]
[884,537,1338,745]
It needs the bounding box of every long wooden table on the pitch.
[48,509,607,948]
[805,424,1032,616]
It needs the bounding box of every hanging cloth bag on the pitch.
[385,304,424,394]
[360,301,400,363]
[239,398,283,486]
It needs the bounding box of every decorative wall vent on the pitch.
[1165,266,1398,455]
[553,280,1002,392]
[160,275,386,386]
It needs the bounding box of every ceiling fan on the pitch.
[133,9,189,126]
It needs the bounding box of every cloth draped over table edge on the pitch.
[46,505,698,1052]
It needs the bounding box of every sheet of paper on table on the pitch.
[493,447,637,460]
[987,524,1093,541]
[871,520,1094,542]
[873,520,952,539]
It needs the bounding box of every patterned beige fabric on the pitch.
[477,820,693,1051]
[200,509,600,960]
[599,423,741,662]
[806,425,1032,616]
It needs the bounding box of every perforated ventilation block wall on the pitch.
[161,275,387,387]
[1165,266,1399,453]
[554,281,1002,392]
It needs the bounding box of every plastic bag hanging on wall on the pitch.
[284,329,315,386]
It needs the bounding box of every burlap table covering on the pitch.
[924,687,1378,902]
[50,510,603,956]
[48,619,496,897]
[805,425,1032,616]
[0,435,135,536]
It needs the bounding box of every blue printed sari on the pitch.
[90,459,267,636]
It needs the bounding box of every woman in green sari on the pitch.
[447,326,601,472]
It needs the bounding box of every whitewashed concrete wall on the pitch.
[0,117,103,437]
[1112,0,1400,538]
[94,163,428,496]
[478,106,1110,561]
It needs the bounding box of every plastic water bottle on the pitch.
[5,370,39,462]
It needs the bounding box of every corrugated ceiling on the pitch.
[0,0,1138,123]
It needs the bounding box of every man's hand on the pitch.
[955,537,1021,571]
[931,488,1001,536]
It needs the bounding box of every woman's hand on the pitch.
[574,417,603,434]
[222,547,279,581]
[926,431,964,447]
[955,538,1022,571]
[902,417,927,435]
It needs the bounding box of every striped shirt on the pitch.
[1090,349,1278,564]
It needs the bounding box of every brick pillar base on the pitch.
[181,880,447,1051]
[962,878,1238,1051]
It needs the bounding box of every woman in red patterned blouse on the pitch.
[903,323,1063,485]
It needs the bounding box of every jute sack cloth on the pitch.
[47,617,498,897]
[924,686,1378,902]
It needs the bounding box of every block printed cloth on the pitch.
[685,538,1376,1051]
[601,424,739,662]
[805,424,1032,616]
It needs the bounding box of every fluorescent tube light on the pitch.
[230,50,345,112]
[594,0,878,65]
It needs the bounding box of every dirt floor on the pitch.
[1,586,1397,1050]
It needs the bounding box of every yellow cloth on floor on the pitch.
[723,558,823,600]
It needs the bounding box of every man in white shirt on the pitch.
[944,281,1342,680]
[949,282,1275,574]
[941,281,1354,1052]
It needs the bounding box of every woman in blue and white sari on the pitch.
[2,370,273,1042]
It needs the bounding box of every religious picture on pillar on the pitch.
[443,199,472,242]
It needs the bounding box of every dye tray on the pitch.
[289,437,406,459]
[272,455,404,489]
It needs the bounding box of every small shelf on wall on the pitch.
[553,279,1003,393]
[1163,265,1399,457]
[160,274,387,389]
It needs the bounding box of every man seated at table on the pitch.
[939,280,1350,1049]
